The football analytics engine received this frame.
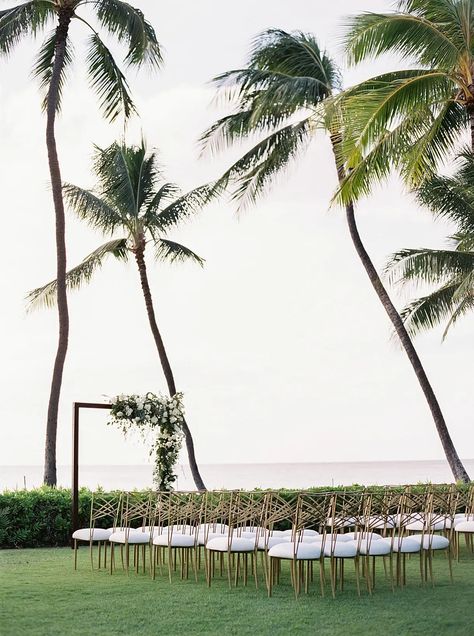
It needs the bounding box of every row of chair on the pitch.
[72,485,474,597]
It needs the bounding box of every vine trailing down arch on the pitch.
[108,392,185,491]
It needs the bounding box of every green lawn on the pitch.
[0,546,473,635]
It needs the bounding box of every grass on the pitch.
[0,546,473,635]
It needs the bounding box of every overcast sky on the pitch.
[0,0,472,471]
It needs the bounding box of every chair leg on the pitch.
[110,543,114,575]
[227,551,233,589]
[268,557,273,597]
[354,557,361,597]
[329,558,336,599]
[74,540,78,570]
[319,558,325,597]
[252,550,258,590]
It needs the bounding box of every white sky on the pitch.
[0,0,472,469]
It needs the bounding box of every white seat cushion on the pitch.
[153,533,196,547]
[109,530,150,544]
[268,541,322,560]
[206,536,255,552]
[454,520,474,533]
[320,533,353,543]
[72,528,112,541]
[296,529,319,537]
[199,523,229,533]
[232,530,257,539]
[409,534,450,550]
[197,531,225,546]
[381,537,420,553]
[257,536,289,550]
[323,541,358,558]
[406,520,450,531]
[344,531,381,541]
[326,517,356,528]
[354,539,391,556]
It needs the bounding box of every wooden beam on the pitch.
[71,401,112,545]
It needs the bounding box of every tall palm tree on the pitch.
[28,141,208,490]
[387,149,474,339]
[0,1,162,485]
[28,141,209,490]
[201,28,470,482]
[339,0,474,204]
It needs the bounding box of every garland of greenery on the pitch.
[108,392,185,490]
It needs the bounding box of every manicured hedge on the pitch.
[0,483,469,549]
[0,488,98,549]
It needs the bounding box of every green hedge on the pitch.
[0,488,97,549]
[0,483,470,549]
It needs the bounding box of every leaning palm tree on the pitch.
[201,28,470,482]
[387,149,474,339]
[339,0,474,205]
[28,141,208,491]
[0,1,161,485]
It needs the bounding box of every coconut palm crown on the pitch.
[29,140,209,490]
[339,0,474,203]
[201,29,341,207]
[0,0,162,120]
[387,148,474,339]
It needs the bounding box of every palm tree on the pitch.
[201,28,470,482]
[28,141,208,490]
[0,1,161,485]
[387,149,474,339]
[339,0,474,204]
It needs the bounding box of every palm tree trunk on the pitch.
[330,137,470,483]
[134,241,206,490]
[43,9,74,486]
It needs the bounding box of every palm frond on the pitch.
[341,70,456,155]
[27,238,128,310]
[142,182,181,218]
[93,0,162,69]
[63,183,124,234]
[85,32,136,122]
[154,239,204,267]
[343,10,462,68]
[249,29,341,91]
[146,184,211,232]
[400,281,460,336]
[402,100,467,185]
[32,29,74,112]
[209,118,312,211]
[0,1,53,55]
[441,294,474,339]
[335,108,422,204]
[93,142,138,215]
[385,248,474,286]
[416,169,474,232]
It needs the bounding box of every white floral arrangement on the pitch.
[108,392,185,490]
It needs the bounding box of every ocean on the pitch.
[2,459,474,491]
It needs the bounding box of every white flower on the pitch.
[116,411,123,418]
[151,416,158,424]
